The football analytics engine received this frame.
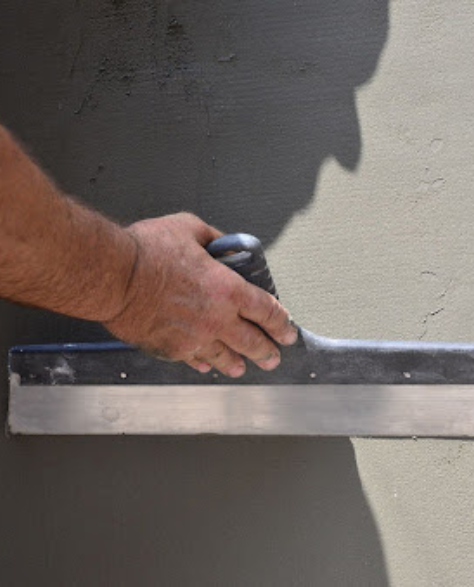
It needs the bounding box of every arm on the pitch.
[0,126,298,377]
[0,125,136,322]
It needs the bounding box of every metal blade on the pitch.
[8,378,474,437]
[8,329,474,436]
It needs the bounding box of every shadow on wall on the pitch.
[148,0,391,245]
[0,436,388,587]
[0,1,390,586]
[0,0,390,247]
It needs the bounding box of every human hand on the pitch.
[104,212,298,377]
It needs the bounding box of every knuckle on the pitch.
[161,337,196,361]
[179,212,211,240]
[213,341,227,360]
[233,283,255,312]
[177,211,198,223]
[239,328,267,355]
[181,339,202,357]
[205,341,226,361]
[206,269,239,306]
[263,297,282,325]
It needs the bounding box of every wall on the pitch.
[0,1,472,585]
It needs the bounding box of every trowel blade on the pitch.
[8,330,474,436]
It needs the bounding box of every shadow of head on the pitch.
[191,0,389,244]
[0,0,388,250]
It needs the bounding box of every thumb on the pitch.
[184,214,223,246]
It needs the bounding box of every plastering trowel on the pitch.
[8,234,474,437]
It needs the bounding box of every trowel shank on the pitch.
[9,328,474,386]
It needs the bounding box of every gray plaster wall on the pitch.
[0,1,473,585]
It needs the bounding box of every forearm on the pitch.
[0,125,136,322]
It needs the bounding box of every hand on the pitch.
[104,212,298,377]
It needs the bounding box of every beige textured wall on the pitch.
[280,1,474,585]
[1,1,474,585]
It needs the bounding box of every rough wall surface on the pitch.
[0,1,473,585]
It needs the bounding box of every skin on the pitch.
[0,125,298,377]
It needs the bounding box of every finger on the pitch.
[185,358,213,374]
[180,213,223,246]
[195,340,246,378]
[238,285,298,346]
[221,318,281,371]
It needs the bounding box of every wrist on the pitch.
[102,227,141,324]
[82,215,141,323]
[46,198,141,324]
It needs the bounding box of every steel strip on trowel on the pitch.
[9,377,474,437]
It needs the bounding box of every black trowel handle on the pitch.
[206,233,278,298]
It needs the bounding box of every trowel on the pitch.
[8,234,474,437]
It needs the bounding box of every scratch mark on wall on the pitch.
[421,270,437,277]
[69,25,85,78]
[419,277,455,339]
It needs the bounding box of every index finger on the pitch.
[181,214,223,246]
[237,283,298,346]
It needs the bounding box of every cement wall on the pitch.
[0,1,473,585]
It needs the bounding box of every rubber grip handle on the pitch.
[206,234,278,298]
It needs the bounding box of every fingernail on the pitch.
[197,362,212,373]
[258,353,281,371]
[229,363,246,378]
[281,328,298,346]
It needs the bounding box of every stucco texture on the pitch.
[0,1,473,585]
